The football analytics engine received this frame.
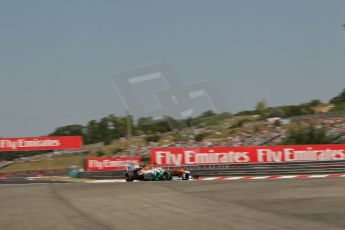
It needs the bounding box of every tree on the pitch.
[267,107,285,118]
[98,117,113,145]
[137,117,172,134]
[50,125,85,137]
[331,102,345,112]
[108,115,127,138]
[194,133,209,142]
[145,134,161,143]
[280,105,304,117]
[200,110,217,117]
[184,117,193,128]
[330,88,345,104]
[309,99,322,107]
[173,132,184,142]
[49,125,87,143]
[165,116,185,130]
[256,100,268,119]
[86,120,100,144]
[281,125,336,145]
[96,149,104,157]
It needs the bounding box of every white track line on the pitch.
[223,177,243,180]
[87,179,126,183]
[277,175,298,179]
[3,174,345,184]
[200,177,221,181]
[70,174,345,183]
[308,175,328,178]
[251,176,270,180]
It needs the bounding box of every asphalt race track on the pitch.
[1,179,345,230]
[0,178,72,184]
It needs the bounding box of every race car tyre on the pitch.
[182,174,190,180]
[162,172,171,181]
[125,173,134,182]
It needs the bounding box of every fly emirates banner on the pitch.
[150,144,345,166]
[0,136,82,151]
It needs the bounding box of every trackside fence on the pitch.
[77,160,345,179]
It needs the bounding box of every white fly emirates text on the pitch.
[88,159,139,170]
[154,147,345,165]
[0,139,61,150]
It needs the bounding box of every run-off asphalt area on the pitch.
[1,179,345,230]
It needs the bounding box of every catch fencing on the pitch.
[77,160,345,179]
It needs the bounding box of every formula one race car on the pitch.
[169,169,193,180]
[124,164,194,182]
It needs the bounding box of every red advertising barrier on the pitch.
[150,144,345,166]
[86,157,141,171]
[0,136,83,152]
